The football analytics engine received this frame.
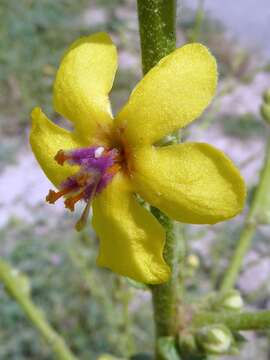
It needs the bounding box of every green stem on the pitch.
[150,209,183,338]
[193,310,270,331]
[137,1,183,357]
[220,137,270,292]
[0,260,77,360]
[137,0,177,74]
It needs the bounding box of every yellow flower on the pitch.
[30,32,246,284]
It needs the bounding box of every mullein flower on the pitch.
[30,33,246,284]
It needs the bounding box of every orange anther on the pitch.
[54,150,69,165]
[46,188,71,204]
[64,192,85,212]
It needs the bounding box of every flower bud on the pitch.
[219,290,244,311]
[11,269,31,296]
[187,254,200,269]
[157,336,179,360]
[196,325,232,354]
[179,333,198,353]
[98,355,122,360]
[263,89,270,104]
[261,103,270,125]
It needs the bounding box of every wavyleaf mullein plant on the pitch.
[30,33,246,284]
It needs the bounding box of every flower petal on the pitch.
[115,43,217,146]
[92,172,170,284]
[53,32,117,142]
[30,107,84,187]
[131,143,246,224]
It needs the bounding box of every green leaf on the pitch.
[157,337,181,360]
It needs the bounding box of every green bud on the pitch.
[196,325,232,354]
[157,336,180,360]
[98,355,123,360]
[219,290,244,311]
[179,333,198,353]
[208,290,244,312]
[10,269,31,296]
[186,254,200,269]
[263,89,270,104]
[0,261,31,297]
[261,103,270,124]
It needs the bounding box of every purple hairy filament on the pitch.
[46,146,122,230]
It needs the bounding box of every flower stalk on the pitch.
[150,209,183,338]
[137,0,177,74]
[0,260,78,360]
[221,135,270,292]
[193,310,270,331]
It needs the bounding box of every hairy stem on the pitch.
[137,1,183,357]
[221,137,270,291]
[150,210,183,338]
[137,0,177,74]
[193,310,270,331]
[0,260,77,360]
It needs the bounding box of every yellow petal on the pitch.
[131,143,246,224]
[115,43,217,146]
[30,107,83,187]
[53,32,117,142]
[92,172,170,284]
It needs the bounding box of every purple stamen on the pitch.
[59,146,120,202]
[47,145,122,230]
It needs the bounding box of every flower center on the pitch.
[46,145,122,230]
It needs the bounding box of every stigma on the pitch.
[46,146,121,230]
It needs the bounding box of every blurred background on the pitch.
[0,0,270,359]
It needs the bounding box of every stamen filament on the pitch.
[75,179,99,231]
[75,200,92,231]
